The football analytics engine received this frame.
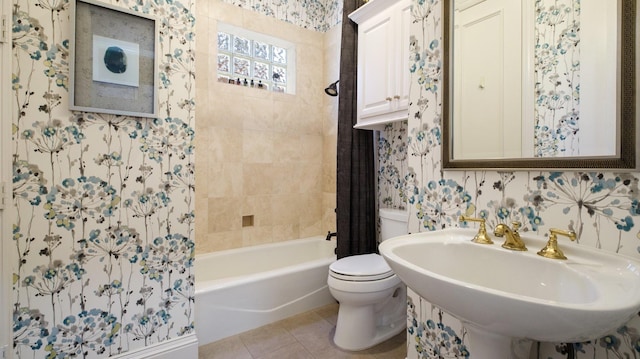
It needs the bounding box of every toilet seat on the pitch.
[329,253,394,282]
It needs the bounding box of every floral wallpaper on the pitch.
[534,0,580,157]
[377,0,640,357]
[11,0,196,357]
[221,0,343,32]
[407,295,469,358]
[378,122,409,211]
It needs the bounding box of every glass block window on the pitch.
[217,54,230,73]
[216,22,296,94]
[233,57,251,77]
[272,66,286,83]
[233,36,251,56]
[253,61,270,81]
[272,46,287,64]
[218,32,230,51]
[254,41,269,60]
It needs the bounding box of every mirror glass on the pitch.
[442,0,637,169]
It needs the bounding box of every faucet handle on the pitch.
[537,228,577,260]
[511,221,521,232]
[459,216,493,244]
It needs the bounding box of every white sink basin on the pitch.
[379,228,640,356]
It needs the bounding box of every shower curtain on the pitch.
[336,0,377,259]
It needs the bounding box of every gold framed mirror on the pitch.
[442,0,637,170]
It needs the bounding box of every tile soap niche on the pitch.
[242,215,254,227]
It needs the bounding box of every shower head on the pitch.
[324,80,339,96]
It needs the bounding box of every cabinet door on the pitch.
[357,10,394,119]
[393,0,412,112]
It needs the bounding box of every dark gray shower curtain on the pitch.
[336,0,377,259]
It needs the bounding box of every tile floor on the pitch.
[198,302,408,359]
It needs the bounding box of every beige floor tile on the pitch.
[239,322,298,357]
[373,344,407,359]
[280,311,335,337]
[312,302,339,326]
[198,304,407,359]
[313,326,406,359]
[254,342,314,359]
[198,336,253,359]
[311,344,375,359]
[365,332,407,358]
[281,312,335,354]
[296,331,337,355]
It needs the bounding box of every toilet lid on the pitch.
[329,253,394,281]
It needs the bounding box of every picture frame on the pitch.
[70,0,158,118]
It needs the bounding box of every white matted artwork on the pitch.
[70,0,158,118]
[92,35,140,87]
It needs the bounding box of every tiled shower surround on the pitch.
[380,0,640,357]
[194,0,340,254]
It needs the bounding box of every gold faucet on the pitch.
[494,222,527,251]
[459,216,493,244]
[537,228,577,260]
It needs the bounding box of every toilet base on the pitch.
[333,298,406,351]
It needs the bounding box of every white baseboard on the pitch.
[112,334,198,359]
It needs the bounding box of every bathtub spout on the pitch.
[326,231,337,241]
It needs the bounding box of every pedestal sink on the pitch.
[379,228,640,358]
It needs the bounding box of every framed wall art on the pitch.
[70,0,158,118]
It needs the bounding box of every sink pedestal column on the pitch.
[465,324,533,359]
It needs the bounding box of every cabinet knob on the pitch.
[393,95,401,100]
[386,97,392,102]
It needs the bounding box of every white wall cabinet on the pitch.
[349,0,411,130]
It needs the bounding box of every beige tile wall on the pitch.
[195,0,340,254]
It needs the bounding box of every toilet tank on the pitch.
[379,208,409,241]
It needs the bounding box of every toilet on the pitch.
[327,208,409,351]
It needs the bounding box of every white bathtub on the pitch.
[195,236,337,346]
